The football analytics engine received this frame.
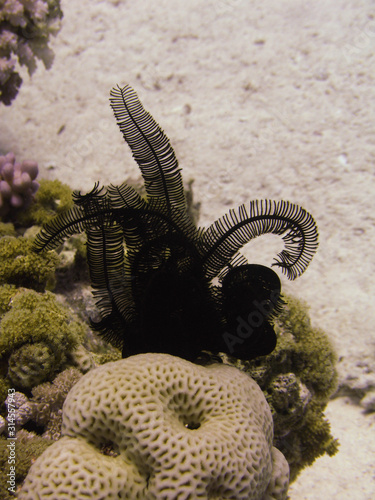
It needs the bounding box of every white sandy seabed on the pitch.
[1,1,374,498]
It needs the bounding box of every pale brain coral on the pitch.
[19,353,289,500]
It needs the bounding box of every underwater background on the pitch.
[1,0,374,498]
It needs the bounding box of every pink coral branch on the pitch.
[0,152,39,217]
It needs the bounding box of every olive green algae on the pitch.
[0,287,86,390]
[228,294,339,482]
[0,237,59,291]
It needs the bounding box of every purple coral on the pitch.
[0,152,39,217]
[0,0,63,105]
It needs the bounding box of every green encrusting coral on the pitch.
[0,176,120,495]
[0,375,11,407]
[0,222,17,238]
[0,284,16,315]
[0,179,76,291]
[0,236,60,291]
[8,343,58,391]
[0,287,86,390]
[0,431,52,500]
[16,179,74,227]
[234,294,339,481]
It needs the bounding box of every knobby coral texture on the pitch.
[0,152,39,218]
[3,367,82,440]
[34,84,319,363]
[0,286,85,390]
[18,353,290,500]
[0,0,63,105]
[0,235,59,290]
[223,294,339,481]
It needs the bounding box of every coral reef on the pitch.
[7,342,57,389]
[0,221,16,236]
[220,294,339,482]
[0,170,334,493]
[17,178,74,227]
[0,375,11,405]
[0,72,333,495]
[0,287,86,390]
[0,177,86,293]
[0,236,60,290]
[0,175,131,497]
[4,390,32,426]
[19,353,290,499]
[0,283,16,313]
[0,415,5,433]
[0,429,51,500]
[0,152,39,218]
[66,344,95,373]
[30,367,82,438]
[1,368,82,437]
[0,0,63,105]
[0,369,82,498]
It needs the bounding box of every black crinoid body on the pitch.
[34,84,318,363]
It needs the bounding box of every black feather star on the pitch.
[33,84,318,362]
